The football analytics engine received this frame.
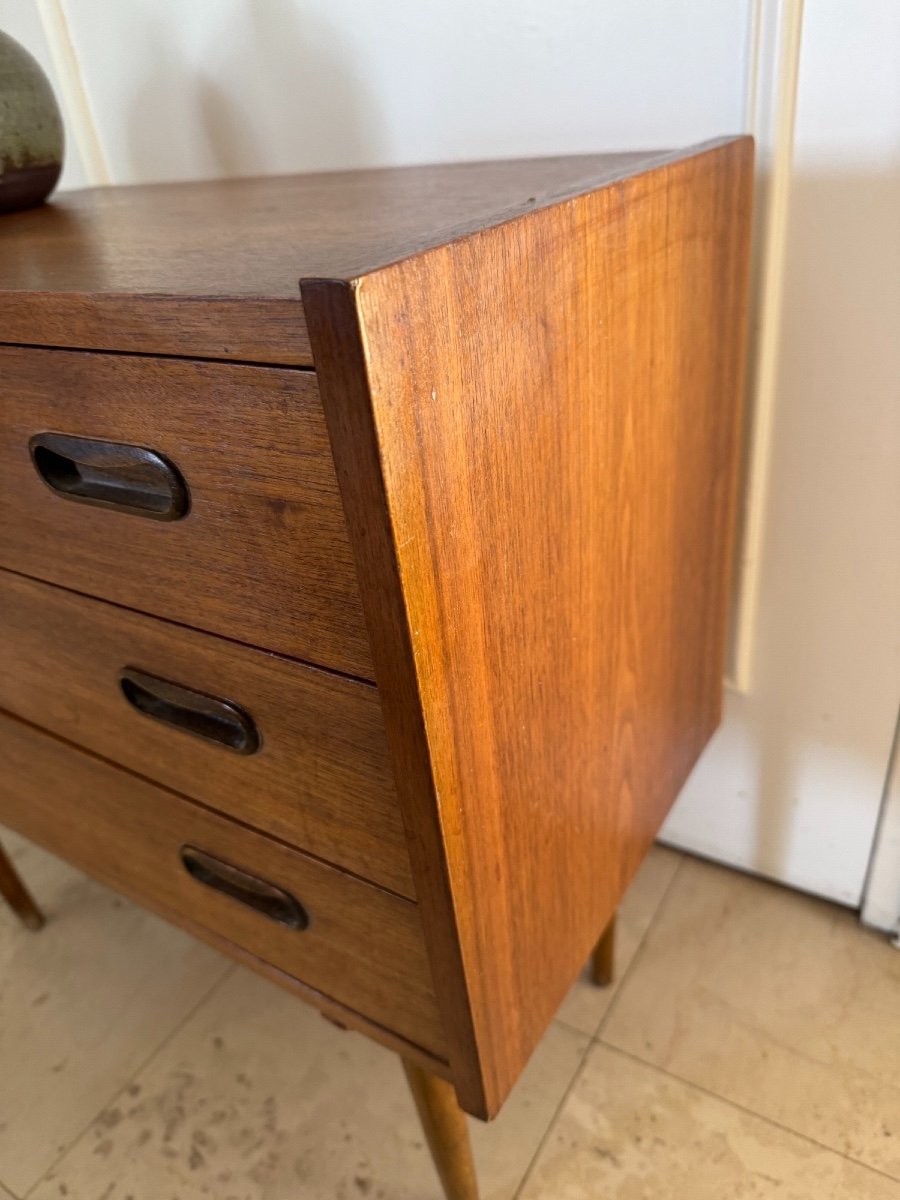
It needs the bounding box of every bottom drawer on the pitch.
[0,712,445,1058]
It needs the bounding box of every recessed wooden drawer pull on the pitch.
[29,432,189,520]
[119,667,260,754]
[179,845,309,930]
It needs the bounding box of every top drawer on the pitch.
[0,347,372,678]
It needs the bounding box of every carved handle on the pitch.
[29,432,189,520]
[120,668,260,754]
[180,845,309,930]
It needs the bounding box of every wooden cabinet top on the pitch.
[0,142,732,365]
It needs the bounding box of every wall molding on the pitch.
[36,0,111,185]
[728,0,804,691]
[862,706,900,934]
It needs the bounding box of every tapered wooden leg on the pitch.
[590,913,616,986]
[0,840,44,930]
[402,1060,480,1200]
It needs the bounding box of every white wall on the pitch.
[27,0,752,185]
[2,1,898,919]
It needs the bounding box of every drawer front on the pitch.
[0,713,444,1057]
[0,347,372,678]
[0,570,412,897]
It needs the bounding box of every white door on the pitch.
[662,0,900,916]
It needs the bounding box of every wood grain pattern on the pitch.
[0,570,411,896]
[0,152,673,364]
[0,711,444,1056]
[0,294,310,369]
[306,137,754,1115]
[0,347,372,677]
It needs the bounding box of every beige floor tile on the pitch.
[522,1043,900,1199]
[470,1020,589,1198]
[602,856,900,1178]
[32,966,588,1200]
[555,845,682,1036]
[0,834,231,1196]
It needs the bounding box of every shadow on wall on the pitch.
[126,0,386,182]
[747,169,900,892]
[666,167,900,903]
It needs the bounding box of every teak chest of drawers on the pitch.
[0,138,753,1198]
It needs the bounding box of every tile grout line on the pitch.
[22,961,237,1198]
[510,1031,595,1200]
[592,850,900,1184]
[553,850,688,1042]
[552,1013,596,1039]
[0,1176,23,1200]
[511,852,687,1199]
[592,851,687,1043]
[599,1042,900,1187]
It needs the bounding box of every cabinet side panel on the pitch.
[313,138,754,1115]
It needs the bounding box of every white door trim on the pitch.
[35,0,111,185]
[728,0,804,692]
[862,705,900,934]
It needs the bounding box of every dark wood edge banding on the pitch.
[302,277,485,1114]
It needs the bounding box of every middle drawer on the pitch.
[0,569,413,898]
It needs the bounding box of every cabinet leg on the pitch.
[0,840,45,931]
[402,1060,480,1200]
[591,913,616,986]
